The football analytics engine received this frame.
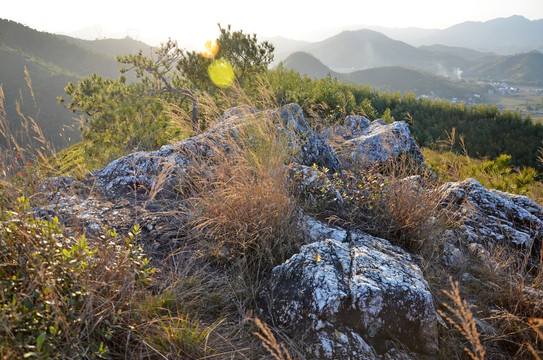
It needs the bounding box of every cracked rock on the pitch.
[259,216,438,359]
[439,178,543,250]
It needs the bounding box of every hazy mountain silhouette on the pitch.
[264,36,311,65]
[281,51,339,79]
[275,29,466,78]
[274,17,542,85]
[0,19,152,149]
[417,15,543,54]
[418,45,496,62]
[304,30,457,72]
[466,51,543,85]
[286,15,543,55]
[57,35,154,58]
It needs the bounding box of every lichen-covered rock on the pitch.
[273,103,341,172]
[340,120,424,168]
[439,178,543,249]
[321,114,371,140]
[259,216,438,359]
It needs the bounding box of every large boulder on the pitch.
[320,114,371,140]
[439,178,543,249]
[259,216,438,359]
[335,120,424,168]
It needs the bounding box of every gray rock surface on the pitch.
[340,120,424,168]
[321,114,371,140]
[439,178,543,249]
[443,242,464,267]
[259,216,437,359]
[274,103,341,172]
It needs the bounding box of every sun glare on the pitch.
[201,40,219,59]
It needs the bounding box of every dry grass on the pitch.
[0,72,307,359]
[8,68,543,359]
[181,108,302,288]
[438,278,486,360]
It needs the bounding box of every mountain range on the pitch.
[274,16,543,96]
[281,51,491,99]
[273,15,543,55]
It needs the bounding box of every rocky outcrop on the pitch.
[322,115,424,168]
[321,114,371,140]
[259,216,438,359]
[38,103,543,358]
[439,178,543,249]
[82,104,340,199]
[34,104,438,358]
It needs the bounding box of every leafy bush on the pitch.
[0,197,153,359]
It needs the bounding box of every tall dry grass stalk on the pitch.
[0,70,58,207]
[250,317,293,360]
[439,278,486,360]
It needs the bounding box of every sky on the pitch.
[3,0,543,49]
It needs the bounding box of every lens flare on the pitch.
[200,40,219,59]
[208,59,235,88]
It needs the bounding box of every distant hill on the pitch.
[0,19,152,150]
[281,51,489,100]
[57,36,154,59]
[418,44,496,62]
[265,36,311,64]
[343,66,489,99]
[281,52,339,79]
[419,16,543,55]
[466,51,543,85]
[0,19,122,79]
[292,29,465,78]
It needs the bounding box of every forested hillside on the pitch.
[0,19,150,150]
[466,51,543,85]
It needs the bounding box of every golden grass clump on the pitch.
[182,108,302,278]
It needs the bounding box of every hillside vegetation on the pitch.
[466,51,543,85]
[266,67,543,169]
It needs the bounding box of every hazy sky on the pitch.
[3,0,543,48]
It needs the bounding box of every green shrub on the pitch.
[0,196,153,359]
